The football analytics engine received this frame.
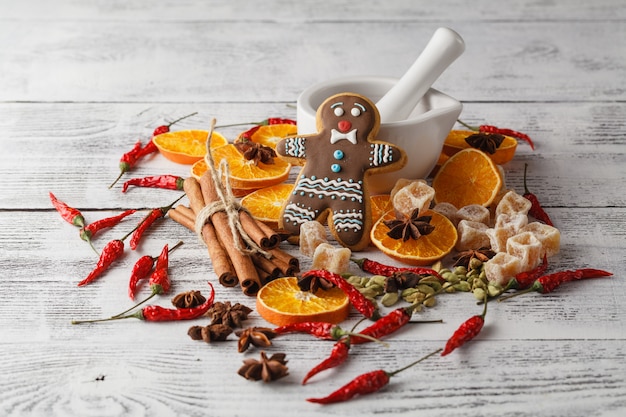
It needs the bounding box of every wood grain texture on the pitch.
[1,0,625,416]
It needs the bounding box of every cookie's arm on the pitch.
[277,136,307,160]
[368,142,407,171]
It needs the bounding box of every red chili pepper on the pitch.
[49,192,85,228]
[122,175,185,193]
[300,270,380,320]
[151,112,198,137]
[77,239,125,287]
[441,298,487,356]
[80,209,136,244]
[351,257,442,280]
[236,117,297,140]
[109,140,144,188]
[350,306,411,344]
[302,339,351,385]
[128,255,156,300]
[274,322,342,340]
[457,119,535,150]
[523,164,554,226]
[72,283,215,324]
[129,194,185,250]
[307,349,441,404]
[148,244,170,295]
[503,253,549,292]
[500,268,613,301]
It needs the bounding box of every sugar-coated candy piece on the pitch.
[456,204,490,225]
[484,252,523,286]
[432,202,459,225]
[506,231,543,272]
[494,213,528,234]
[392,180,435,219]
[455,220,490,252]
[520,222,561,257]
[311,243,352,274]
[495,190,532,217]
[485,226,516,253]
[390,178,424,200]
[299,220,328,257]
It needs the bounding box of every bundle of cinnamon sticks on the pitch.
[168,174,298,296]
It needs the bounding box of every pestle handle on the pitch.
[376,27,465,123]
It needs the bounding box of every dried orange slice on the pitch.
[370,194,392,225]
[190,144,291,189]
[371,210,458,266]
[432,148,503,208]
[442,130,518,165]
[240,183,294,227]
[152,130,228,165]
[244,123,298,149]
[256,277,350,326]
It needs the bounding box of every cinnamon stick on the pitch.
[251,253,282,279]
[199,172,262,296]
[182,178,238,288]
[239,211,278,250]
[168,207,195,231]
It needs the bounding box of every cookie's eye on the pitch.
[333,107,344,117]
[351,107,361,117]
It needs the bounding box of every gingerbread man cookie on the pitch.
[276,93,406,250]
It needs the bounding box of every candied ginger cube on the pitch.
[311,243,352,274]
[390,178,424,200]
[495,190,532,217]
[456,204,490,225]
[392,180,435,218]
[456,220,490,252]
[506,231,543,272]
[520,222,561,257]
[432,202,458,225]
[494,213,528,234]
[486,226,516,253]
[484,252,523,286]
[299,221,328,257]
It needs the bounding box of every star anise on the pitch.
[465,132,505,154]
[297,272,335,293]
[453,247,497,268]
[384,270,422,293]
[171,290,206,309]
[234,139,276,165]
[238,351,289,383]
[384,209,435,241]
[235,326,277,353]
[187,324,232,343]
[206,301,252,328]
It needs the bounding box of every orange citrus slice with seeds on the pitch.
[240,183,294,227]
[256,277,350,326]
[442,130,518,165]
[370,194,392,225]
[152,130,228,165]
[432,148,503,208]
[244,124,298,149]
[190,144,291,189]
[371,210,457,266]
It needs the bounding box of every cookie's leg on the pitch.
[330,205,367,249]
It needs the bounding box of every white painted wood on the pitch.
[1,1,625,416]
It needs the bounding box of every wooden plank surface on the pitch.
[1,1,625,416]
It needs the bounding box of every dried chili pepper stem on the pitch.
[306,348,442,404]
[72,282,214,324]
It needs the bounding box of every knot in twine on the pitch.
[194,119,270,258]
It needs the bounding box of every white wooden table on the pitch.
[1,1,625,416]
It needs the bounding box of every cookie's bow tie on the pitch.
[330,129,357,145]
